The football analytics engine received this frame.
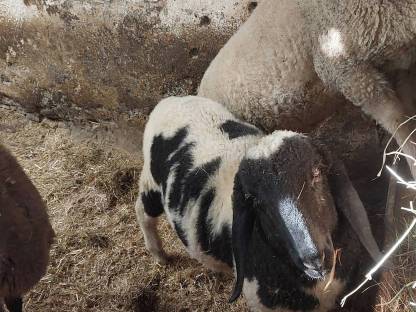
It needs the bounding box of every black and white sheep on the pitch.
[136,96,381,311]
[0,145,54,312]
[198,0,416,178]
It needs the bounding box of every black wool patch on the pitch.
[176,157,221,215]
[150,127,189,193]
[197,188,233,267]
[167,142,195,211]
[220,120,260,139]
[141,190,164,218]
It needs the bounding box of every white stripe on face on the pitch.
[278,197,318,259]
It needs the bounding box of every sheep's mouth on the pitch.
[304,265,326,280]
[303,248,332,280]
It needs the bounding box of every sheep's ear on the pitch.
[229,174,255,303]
[328,160,382,261]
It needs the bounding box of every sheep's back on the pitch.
[198,0,343,132]
[143,96,260,165]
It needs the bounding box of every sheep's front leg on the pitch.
[315,58,416,178]
[135,190,169,265]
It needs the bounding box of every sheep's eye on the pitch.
[312,167,321,178]
[311,167,321,185]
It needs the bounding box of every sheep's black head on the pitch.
[229,130,382,303]
[229,131,337,302]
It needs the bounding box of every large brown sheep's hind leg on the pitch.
[314,57,416,179]
[357,86,416,178]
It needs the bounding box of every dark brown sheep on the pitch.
[0,145,54,312]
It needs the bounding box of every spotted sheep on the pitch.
[198,0,416,179]
[0,145,54,312]
[135,96,381,311]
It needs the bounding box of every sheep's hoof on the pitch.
[153,251,170,265]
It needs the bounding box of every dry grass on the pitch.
[0,107,248,312]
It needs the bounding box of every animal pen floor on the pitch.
[0,107,414,312]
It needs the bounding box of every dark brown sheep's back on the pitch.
[0,144,54,298]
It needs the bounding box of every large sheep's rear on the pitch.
[0,145,54,312]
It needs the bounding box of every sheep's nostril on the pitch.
[304,261,325,279]
[305,263,321,270]
[304,267,325,279]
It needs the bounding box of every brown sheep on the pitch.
[0,145,54,312]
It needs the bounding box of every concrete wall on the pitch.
[0,0,258,151]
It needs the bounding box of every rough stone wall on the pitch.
[0,0,258,151]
